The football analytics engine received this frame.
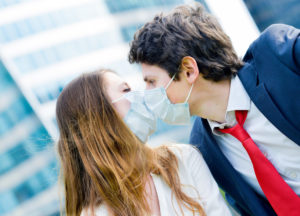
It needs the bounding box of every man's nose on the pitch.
[146,84,155,90]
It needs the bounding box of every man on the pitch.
[128,3,300,216]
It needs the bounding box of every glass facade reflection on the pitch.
[243,0,300,31]
[0,61,57,215]
[0,0,191,215]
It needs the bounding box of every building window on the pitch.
[0,2,101,44]
[12,161,58,204]
[0,160,58,214]
[0,0,34,9]
[104,0,184,13]
[0,152,14,175]
[34,79,67,104]
[121,24,142,42]
[0,62,13,92]
[0,112,14,136]
[14,31,122,73]
[0,125,51,175]
[0,191,18,214]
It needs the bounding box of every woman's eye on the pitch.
[123,88,131,92]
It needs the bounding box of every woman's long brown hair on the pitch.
[56,69,205,216]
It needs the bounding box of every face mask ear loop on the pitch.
[185,83,194,103]
[112,95,124,103]
[165,74,176,90]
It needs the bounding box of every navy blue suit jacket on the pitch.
[189,24,300,216]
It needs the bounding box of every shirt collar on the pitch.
[207,75,251,134]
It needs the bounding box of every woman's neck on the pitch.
[145,174,161,216]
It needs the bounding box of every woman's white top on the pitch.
[81,144,232,216]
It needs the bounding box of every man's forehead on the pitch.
[141,64,168,77]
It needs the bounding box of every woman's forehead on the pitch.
[104,72,124,85]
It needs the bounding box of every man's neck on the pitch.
[191,78,231,123]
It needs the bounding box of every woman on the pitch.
[56,69,231,216]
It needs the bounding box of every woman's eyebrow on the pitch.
[123,82,130,88]
[121,82,130,89]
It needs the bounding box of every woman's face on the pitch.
[104,72,131,118]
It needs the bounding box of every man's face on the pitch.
[141,63,190,104]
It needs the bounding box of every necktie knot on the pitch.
[235,110,248,126]
[229,124,250,143]
[218,110,250,142]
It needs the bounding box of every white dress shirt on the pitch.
[207,76,300,197]
[81,144,231,216]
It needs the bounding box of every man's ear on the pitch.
[180,56,199,84]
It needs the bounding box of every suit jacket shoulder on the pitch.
[240,24,300,141]
[247,24,300,72]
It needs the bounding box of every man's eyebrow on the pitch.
[143,76,155,82]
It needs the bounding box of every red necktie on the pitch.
[218,110,300,216]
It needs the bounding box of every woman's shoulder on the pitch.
[163,143,206,169]
[165,143,201,159]
[165,144,232,216]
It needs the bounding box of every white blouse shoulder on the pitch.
[164,144,232,215]
[82,144,231,216]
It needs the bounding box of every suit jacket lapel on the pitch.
[238,63,300,145]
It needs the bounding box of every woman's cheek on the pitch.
[113,99,131,119]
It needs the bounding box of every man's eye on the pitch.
[148,80,155,85]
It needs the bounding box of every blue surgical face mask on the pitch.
[144,74,193,125]
[112,91,157,143]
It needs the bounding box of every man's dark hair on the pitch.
[129,3,244,81]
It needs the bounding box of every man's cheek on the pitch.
[167,93,180,104]
[167,86,186,103]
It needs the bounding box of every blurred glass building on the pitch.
[1,0,298,215]
[0,60,58,215]
[243,0,300,31]
[0,0,209,215]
